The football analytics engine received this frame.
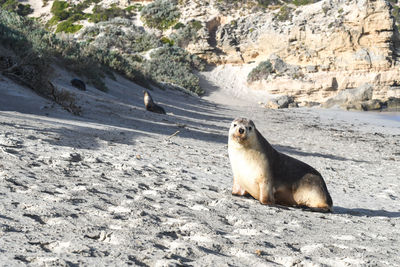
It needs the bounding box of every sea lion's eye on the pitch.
[233,124,237,127]
[248,127,252,131]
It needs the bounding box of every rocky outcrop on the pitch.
[177,0,400,105]
[262,95,299,109]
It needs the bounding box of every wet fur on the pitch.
[228,118,333,212]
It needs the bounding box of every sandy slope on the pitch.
[0,70,400,266]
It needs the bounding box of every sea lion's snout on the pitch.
[238,127,245,134]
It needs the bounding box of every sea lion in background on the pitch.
[228,118,333,212]
[70,78,86,91]
[143,90,166,114]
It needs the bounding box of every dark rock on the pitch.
[70,153,83,162]
[71,79,86,91]
[387,97,400,111]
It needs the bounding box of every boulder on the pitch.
[322,83,373,108]
[265,95,298,109]
[344,99,382,111]
[386,97,400,111]
[361,99,383,111]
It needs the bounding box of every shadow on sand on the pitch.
[0,79,234,150]
[333,206,400,218]
[275,144,371,163]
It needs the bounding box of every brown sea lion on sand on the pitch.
[228,118,333,212]
[143,90,166,114]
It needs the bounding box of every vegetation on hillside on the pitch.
[141,0,180,30]
[213,0,318,10]
[0,9,205,100]
[170,20,203,48]
[247,61,273,82]
[0,0,33,16]
[81,19,160,53]
[79,18,205,94]
[47,0,137,33]
[143,46,205,95]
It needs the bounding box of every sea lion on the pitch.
[228,118,333,212]
[70,78,86,91]
[143,90,166,114]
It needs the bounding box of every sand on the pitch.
[0,68,400,266]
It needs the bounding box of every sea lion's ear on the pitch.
[248,119,255,128]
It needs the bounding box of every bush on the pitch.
[0,9,108,94]
[141,0,180,30]
[56,20,83,33]
[1,8,205,97]
[79,19,204,94]
[247,60,273,82]
[80,18,161,53]
[89,4,134,23]
[51,0,70,19]
[125,4,143,12]
[170,20,202,48]
[143,46,205,95]
[16,4,33,16]
[275,5,293,22]
[48,1,134,32]
[0,0,33,16]
[292,0,316,6]
[160,36,174,46]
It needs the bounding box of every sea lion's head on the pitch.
[143,90,153,106]
[229,118,256,146]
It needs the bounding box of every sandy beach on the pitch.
[0,70,400,266]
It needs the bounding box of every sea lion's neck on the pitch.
[255,129,279,160]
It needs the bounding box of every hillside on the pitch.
[0,0,398,110]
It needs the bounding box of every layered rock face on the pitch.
[179,0,400,105]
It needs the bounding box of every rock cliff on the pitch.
[177,0,400,105]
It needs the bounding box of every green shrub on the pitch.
[89,4,132,23]
[275,5,293,22]
[160,36,174,46]
[170,20,202,48]
[16,4,33,16]
[51,0,70,19]
[79,19,204,94]
[1,8,205,97]
[143,46,205,95]
[55,20,83,33]
[141,0,180,30]
[125,4,143,12]
[81,19,161,53]
[0,0,33,16]
[0,9,107,93]
[292,0,315,6]
[173,22,185,29]
[247,60,273,82]
[256,0,275,7]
